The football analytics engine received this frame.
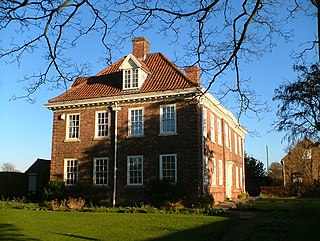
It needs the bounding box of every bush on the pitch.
[289,182,320,197]
[43,179,65,201]
[50,197,85,211]
[198,193,214,208]
[146,179,184,208]
[238,192,249,199]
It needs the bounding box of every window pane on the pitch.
[96,112,109,137]
[129,109,143,136]
[125,70,131,88]
[161,105,176,133]
[68,114,80,139]
[132,69,138,88]
[94,158,108,185]
[65,160,78,185]
[128,156,143,185]
[161,155,176,183]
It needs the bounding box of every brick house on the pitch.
[282,138,320,186]
[45,37,247,206]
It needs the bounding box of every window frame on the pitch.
[217,119,222,146]
[218,160,223,186]
[128,107,144,137]
[210,114,215,142]
[95,111,110,139]
[202,108,207,138]
[240,167,243,188]
[127,156,144,186]
[66,113,80,141]
[160,104,177,135]
[234,133,238,155]
[159,154,177,184]
[93,157,109,186]
[235,166,239,188]
[64,159,78,186]
[123,68,139,90]
[211,158,217,186]
[224,123,229,149]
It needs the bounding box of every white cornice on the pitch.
[199,87,247,136]
[44,88,200,110]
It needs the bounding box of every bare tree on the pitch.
[0,0,314,116]
[273,64,320,144]
[1,162,17,172]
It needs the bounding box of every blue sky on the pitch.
[0,5,316,172]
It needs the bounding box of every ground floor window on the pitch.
[64,159,78,185]
[127,156,143,186]
[160,154,177,184]
[94,157,109,186]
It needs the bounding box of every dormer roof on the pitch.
[48,52,199,103]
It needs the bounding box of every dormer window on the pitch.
[124,69,139,89]
[120,54,150,90]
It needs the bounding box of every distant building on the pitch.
[25,158,50,195]
[46,37,247,206]
[282,138,320,186]
[0,158,50,199]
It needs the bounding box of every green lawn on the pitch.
[0,209,233,241]
[1,198,320,241]
[237,198,320,241]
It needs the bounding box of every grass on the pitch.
[0,209,233,241]
[236,197,320,241]
[1,198,320,240]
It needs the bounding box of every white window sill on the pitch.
[64,139,81,143]
[93,137,110,141]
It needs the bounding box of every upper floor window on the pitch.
[238,136,243,157]
[210,114,215,142]
[66,114,80,140]
[95,111,110,138]
[127,156,143,186]
[124,69,139,89]
[217,119,222,145]
[160,105,176,134]
[128,108,144,136]
[93,157,108,186]
[64,159,78,186]
[224,123,229,148]
[160,154,177,184]
[234,133,238,155]
[202,108,207,138]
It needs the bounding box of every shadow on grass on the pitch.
[145,218,236,241]
[56,233,100,240]
[0,223,39,241]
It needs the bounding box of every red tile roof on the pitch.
[49,52,198,103]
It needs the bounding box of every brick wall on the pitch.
[50,99,203,206]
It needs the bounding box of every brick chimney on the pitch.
[132,37,150,60]
[185,66,200,86]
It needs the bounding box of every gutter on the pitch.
[112,103,121,207]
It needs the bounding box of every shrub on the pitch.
[43,179,65,201]
[238,192,249,199]
[67,197,85,210]
[198,193,214,208]
[146,179,184,208]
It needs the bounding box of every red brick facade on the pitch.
[46,37,246,206]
